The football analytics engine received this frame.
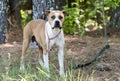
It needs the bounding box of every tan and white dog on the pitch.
[20,10,68,76]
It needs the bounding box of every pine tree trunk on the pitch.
[0,0,7,44]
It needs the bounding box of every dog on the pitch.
[20,10,68,76]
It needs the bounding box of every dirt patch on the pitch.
[0,28,120,81]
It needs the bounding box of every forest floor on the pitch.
[0,28,120,81]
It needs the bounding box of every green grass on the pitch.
[0,52,95,81]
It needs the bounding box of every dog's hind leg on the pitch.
[20,38,30,71]
[38,46,44,67]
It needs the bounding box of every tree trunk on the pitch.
[0,0,7,44]
[7,0,23,42]
[109,6,120,28]
[32,0,49,19]
[32,0,66,20]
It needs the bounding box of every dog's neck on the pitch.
[52,28,61,34]
[46,21,61,37]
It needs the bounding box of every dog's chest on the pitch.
[46,31,63,48]
[45,22,64,49]
[49,36,58,47]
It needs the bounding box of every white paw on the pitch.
[60,71,65,77]
[39,60,44,67]
[20,65,25,72]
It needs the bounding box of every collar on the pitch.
[47,30,61,40]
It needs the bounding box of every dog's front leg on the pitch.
[43,48,49,73]
[58,46,65,76]
[43,53,49,72]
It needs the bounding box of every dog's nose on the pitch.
[55,21,60,27]
[56,21,60,24]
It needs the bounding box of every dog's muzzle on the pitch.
[52,21,62,29]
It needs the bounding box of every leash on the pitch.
[72,45,110,69]
[71,0,110,69]
[47,30,61,53]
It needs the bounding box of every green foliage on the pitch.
[63,4,85,35]
[19,0,120,34]
[20,10,32,28]
[63,0,98,35]
[104,0,120,9]
[63,0,120,35]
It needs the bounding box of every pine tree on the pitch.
[0,0,7,44]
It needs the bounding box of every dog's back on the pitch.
[23,19,46,40]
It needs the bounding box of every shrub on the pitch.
[20,10,32,28]
[63,0,120,35]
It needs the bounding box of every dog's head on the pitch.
[45,10,68,29]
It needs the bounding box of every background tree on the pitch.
[0,0,7,44]
[109,6,120,28]
[32,0,50,20]
[32,0,66,20]
[7,0,23,42]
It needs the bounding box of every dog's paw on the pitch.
[59,72,67,81]
[60,72,66,77]
[20,65,25,72]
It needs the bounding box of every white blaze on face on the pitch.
[48,11,65,29]
[51,12,62,28]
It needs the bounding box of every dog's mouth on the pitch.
[52,26,62,29]
[52,21,62,29]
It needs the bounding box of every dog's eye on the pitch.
[59,16,63,20]
[51,15,55,19]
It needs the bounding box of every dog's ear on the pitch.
[62,11,69,16]
[45,10,51,16]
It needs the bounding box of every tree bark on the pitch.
[32,0,49,19]
[109,6,120,28]
[0,0,7,44]
[32,0,66,20]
